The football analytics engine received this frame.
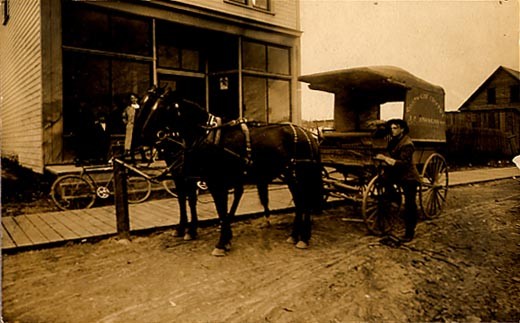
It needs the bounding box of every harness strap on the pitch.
[204,116,252,169]
[287,124,318,165]
[240,122,252,167]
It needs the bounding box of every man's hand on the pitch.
[374,154,396,166]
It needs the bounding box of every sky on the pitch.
[299,0,520,120]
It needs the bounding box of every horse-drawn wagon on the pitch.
[299,66,449,235]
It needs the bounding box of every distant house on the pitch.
[446,66,520,160]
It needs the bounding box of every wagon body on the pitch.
[299,65,446,166]
[299,66,449,233]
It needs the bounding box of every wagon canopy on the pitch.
[299,65,446,142]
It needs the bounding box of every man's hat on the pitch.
[387,118,409,135]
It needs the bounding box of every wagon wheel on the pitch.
[362,175,403,236]
[419,153,449,219]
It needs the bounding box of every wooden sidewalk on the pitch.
[3,166,519,252]
[2,186,294,252]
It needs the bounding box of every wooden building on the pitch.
[0,0,302,173]
[446,66,520,159]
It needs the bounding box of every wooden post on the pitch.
[112,143,130,239]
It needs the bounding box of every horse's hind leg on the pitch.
[285,176,310,249]
[210,186,232,256]
[257,182,271,227]
[173,178,188,238]
[227,184,244,221]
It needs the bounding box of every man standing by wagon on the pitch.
[375,119,421,243]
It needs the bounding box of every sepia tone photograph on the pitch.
[0,0,519,322]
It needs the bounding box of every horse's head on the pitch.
[135,86,210,149]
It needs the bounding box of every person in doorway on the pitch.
[122,93,140,154]
[375,119,421,243]
[122,93,147,163]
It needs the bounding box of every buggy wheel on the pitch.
[362,175,403,236]
[127,176,152,203]
[420,153,448,219]
[50,175,96,211]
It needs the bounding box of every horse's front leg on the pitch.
[185,179,199,241]
[173,178,188,239]
[210,186,231,256]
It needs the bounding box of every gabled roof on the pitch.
[459,65,520,110]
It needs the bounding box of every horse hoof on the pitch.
[183,233,194,241]
[295,241,309,249]
[286,236,297,244]
[224,243,232,251]
[211,248,226,257]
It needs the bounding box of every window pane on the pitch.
[511,85,519,103]
[63,54,110,134]
[243,76,267,122]
[487,88,496,104]
[158,45,180,69]
[253,0,269,10]
[268,79,290,123]
[243,41,266,72]
[181,49,200,71]
[208,35,238,72]
[268,46,290,75]
[62,3,110,50]
[111,14,152,56]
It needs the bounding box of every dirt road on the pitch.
[2,179,519,322]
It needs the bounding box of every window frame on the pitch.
[510,85,519,103]
[2,0,9,25]
[487,88,496,105]
[224,0,273,13]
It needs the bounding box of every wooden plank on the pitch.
[2,224,17,249]
[57,210,102,238]
[133,203,175,227]
[74,209,114,234]
[13,215,51,246]
[138,201,177,223]
[42,212,87,239]
[2,217,32,247]
[25,214,65,242]
[128,206,158,229]
[87,207,116,232]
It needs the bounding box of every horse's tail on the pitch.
[294,159,323,214]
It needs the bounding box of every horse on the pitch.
[138,87,323,256]
[135,86,200,240]
[136,86,269,240]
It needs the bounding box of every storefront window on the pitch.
[242,40,291,123]
[243,76,267,122]
[267,46,290,75]
[243,41,266,72]
[62,2,151,56]
[268,79,290,123]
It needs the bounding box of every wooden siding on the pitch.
[446,109,520,157]
[0,0,43,173]
[181,0,300,30]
